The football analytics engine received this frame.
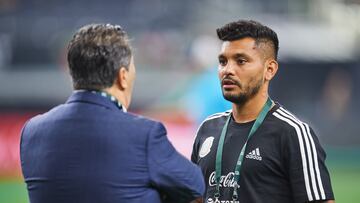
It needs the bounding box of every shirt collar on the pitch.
[74,89,127,112]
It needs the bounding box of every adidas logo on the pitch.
[245,148,262,161]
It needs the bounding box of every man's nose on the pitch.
[221,62,235,75]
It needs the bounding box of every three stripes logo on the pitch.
[245,147,262,161]
[273,107,326,201]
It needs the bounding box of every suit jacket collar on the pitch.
[66,90,125,112]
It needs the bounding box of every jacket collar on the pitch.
[66,90,126,112]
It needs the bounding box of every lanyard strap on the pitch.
[214,97,273,200]
[90,90,126,112]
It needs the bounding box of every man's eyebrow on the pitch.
[233,53,250,59]
[218,54,227,60]
[218,53,251,60]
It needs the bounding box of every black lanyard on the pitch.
[214,98,272,201]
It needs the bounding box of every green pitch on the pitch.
[0,180,29,203]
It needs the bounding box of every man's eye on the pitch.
[219,59,227,66]
[237,59,246,64]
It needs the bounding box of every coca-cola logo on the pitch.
[208,171,237,188]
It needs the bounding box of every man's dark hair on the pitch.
[216,20,279,60]
[67,23,132,90]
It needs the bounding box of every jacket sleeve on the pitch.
[147,122,205,203]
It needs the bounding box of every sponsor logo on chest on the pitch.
[208,171,237,188]
[207,197,239,203]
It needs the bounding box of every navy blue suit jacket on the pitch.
[20,91,205,203]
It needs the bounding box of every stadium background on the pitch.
[0,0,359,202]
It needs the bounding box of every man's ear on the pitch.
[117,67,128,90]
[264,59,278,81]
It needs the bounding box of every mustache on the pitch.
[221,76,242,88]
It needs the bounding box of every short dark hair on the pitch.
[216,20,279,60]
[67,23,132,90]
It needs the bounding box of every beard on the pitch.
[222,75,263,106]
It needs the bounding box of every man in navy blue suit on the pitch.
[20,23,205,203]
